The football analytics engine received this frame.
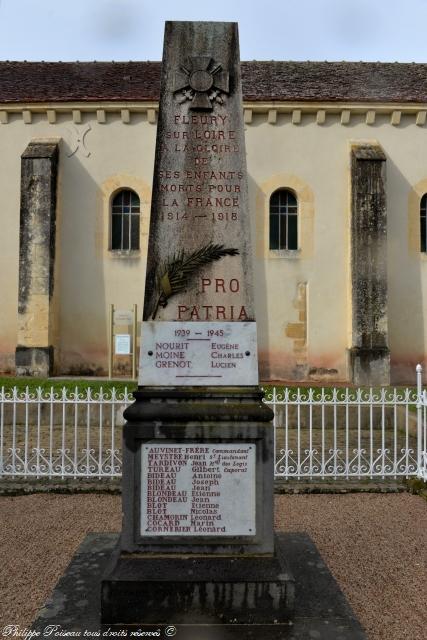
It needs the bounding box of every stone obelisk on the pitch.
[101,21,294,626]
[139,19,256,387]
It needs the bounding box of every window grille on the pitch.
[269,189,298,250]
[111,189,140,251]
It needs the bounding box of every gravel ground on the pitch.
[0,493,425,640]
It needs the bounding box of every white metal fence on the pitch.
[267,375,423,481]
[0,368,426,481]
[0,386,132,479]
[269,363,426,482]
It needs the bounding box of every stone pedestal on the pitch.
[101,388,295,624]
[102,536,294,624]
[33,532,366,639]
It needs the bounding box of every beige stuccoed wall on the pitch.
[0,118,21,373]
[0,111,156,375]
[1,106,427,381]
[248,113,353,381]
[245,110,427,382]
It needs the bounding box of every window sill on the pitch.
[109,250,141,259]
[268,249,301,259]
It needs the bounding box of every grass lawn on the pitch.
[0,376,136,396]
[0,376,417,393]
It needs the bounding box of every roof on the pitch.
[0,60,426,104]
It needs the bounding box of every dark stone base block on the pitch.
[32,533,367,639]
[101,534,294,624]
[121,387,275,556]
[349,346,390,386]
[15,345,54,377]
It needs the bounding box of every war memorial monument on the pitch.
[31,20,367,640]
[101,20,295,625]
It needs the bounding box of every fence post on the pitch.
[416,364,423,477]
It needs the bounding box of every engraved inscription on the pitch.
[142,21,255,329]
[139,321,258,385]
[141,443,256,536]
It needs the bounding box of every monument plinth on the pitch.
[101,21,295,626]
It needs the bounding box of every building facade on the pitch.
[1,61,427,383]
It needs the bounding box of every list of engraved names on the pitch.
[140,443,256,536]
[139,322,258,386]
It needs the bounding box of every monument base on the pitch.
[101,534,294,624]
[119,387,276,555]
[100,385,291,624]
[32,532,367,639]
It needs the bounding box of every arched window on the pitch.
[269,188,298,250]
[421,194,427,252]
[111,189,140,250]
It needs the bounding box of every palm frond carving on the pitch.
[151,242,239,319]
